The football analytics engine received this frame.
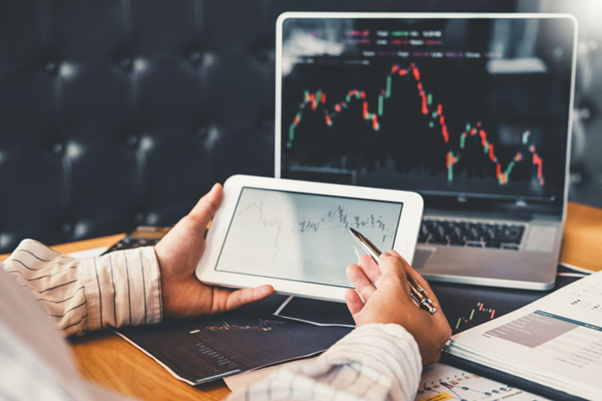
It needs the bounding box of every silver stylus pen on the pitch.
[348,227,437,314]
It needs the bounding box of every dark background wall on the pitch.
[0,0,600,254]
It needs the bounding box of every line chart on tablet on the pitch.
[232,190,398,256]
[215,188,403,286]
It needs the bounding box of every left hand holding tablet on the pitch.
[154,183,274,319]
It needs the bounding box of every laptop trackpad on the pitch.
[413,247,436,269]
[525,226,557,252]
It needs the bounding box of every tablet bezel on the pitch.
[196,175,424,303]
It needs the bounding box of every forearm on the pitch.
[229,324,422,401]
[2,239,163,336]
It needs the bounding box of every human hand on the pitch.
[345,251,451,365]
[154,183,274,319]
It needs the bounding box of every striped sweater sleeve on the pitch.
[229,324,422,401]
[2,239,162,336]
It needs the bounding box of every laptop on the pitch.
[274,12,578,290]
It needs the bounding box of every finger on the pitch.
[378,250,410,280]
[358,255,382,285]
[223,285,274,312]
[402,259,448,328]
[405,263,443,311]
[378,251,411,296]
[345,288,364,316]
[188,183,224,231]
[346,264,376,302]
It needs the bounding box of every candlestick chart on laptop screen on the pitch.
[279,17,575,203]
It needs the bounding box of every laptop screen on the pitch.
[277,15,576,217]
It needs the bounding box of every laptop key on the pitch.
[466,231,480,241]
[422,219,525,248]
[493,235,521,244]
[429,237,449,245]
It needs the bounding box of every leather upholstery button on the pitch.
[126,135,138,146]
[202,52,216,66]
[61,223,72,233]
[0,234,12,250]
[139,136,154,151]
[196,126,208,139]
[52,143,64,154]
[66,142,83,159]
[133,59,147,72]
[134,212,145,223]
[74,223,88,237]
[45,61,56,72]
[189,50,201,62]
[119,57,132,70]
[59,63,75,78]
[146,212,160,225]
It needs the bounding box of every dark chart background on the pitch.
[280,18,574,206]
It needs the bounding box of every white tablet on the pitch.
[196,175,424,302]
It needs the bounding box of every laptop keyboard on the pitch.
[418,219,526,250]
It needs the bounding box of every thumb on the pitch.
[223,285,275,312]
[377,250,408,279]
[378,251,411,295]
[188,183,223,231]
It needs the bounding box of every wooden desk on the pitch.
[2,201,601,400]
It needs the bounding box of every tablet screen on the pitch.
[215,187,403,287]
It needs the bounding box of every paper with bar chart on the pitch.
[215,188,403,287]
[447,271,602,400]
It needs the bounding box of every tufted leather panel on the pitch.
[0,0,600,254]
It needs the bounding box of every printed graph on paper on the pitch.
[116,295,352,386]
[569,284,602,313]
[429,272,584,335]
[200,319,284,332]
[215,188,403,287]
[415,363,545,401]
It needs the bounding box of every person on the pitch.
[0,183,451,401]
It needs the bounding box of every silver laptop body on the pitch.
[275,12,578,290]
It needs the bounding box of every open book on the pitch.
[445,271,602,400]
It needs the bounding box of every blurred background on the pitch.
[0,0,600,254]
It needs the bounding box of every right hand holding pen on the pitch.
[345,250,452,365]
